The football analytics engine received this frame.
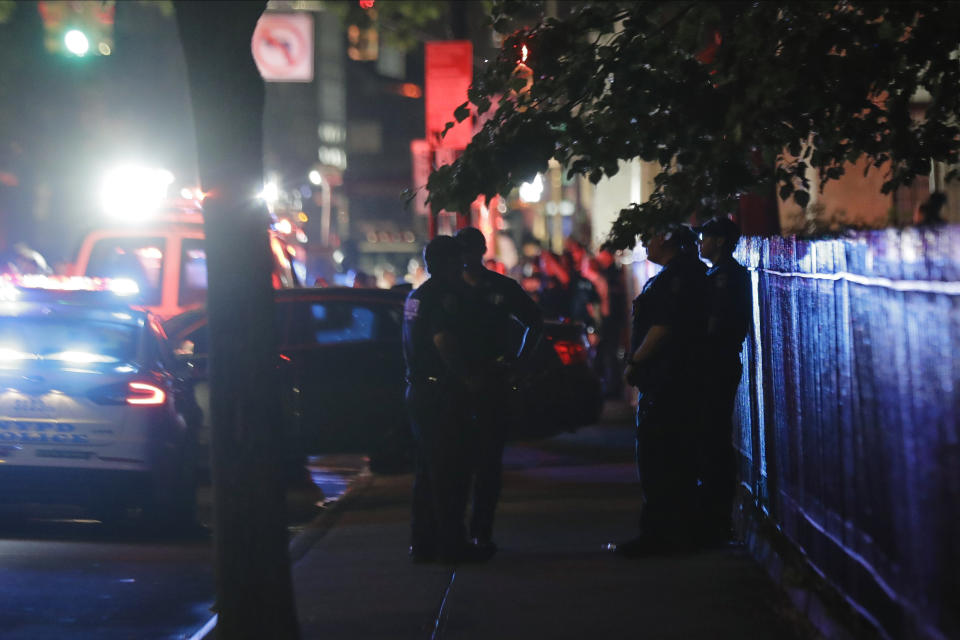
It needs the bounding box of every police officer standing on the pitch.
[696,216,752,545]
[612,225,709,557]
[455,227,543,552]
[402,236,489,564]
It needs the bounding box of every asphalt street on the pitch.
[0,455,365,640]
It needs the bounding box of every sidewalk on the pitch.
[290,405,812,640]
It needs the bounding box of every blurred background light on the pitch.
[64,29,90,56]
[259,181,279,204]
[519,174,543,203]
[100,165,175,220]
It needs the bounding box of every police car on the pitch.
[0,275,201,525]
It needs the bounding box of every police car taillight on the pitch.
[126,382,165,406]
[89,381,166,406]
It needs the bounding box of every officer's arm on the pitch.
[629,324,671,365]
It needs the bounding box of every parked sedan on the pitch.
[165,287,604,469]
[165,288,409,469]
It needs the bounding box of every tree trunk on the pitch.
[174,3,299,638]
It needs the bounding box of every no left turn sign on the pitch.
[252,13,314,82]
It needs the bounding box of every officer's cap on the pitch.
[665,225,698,253]
[455,227,486,255]
[695,216,741,246]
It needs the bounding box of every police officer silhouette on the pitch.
[613,225,709,557]
[402,236,491,564]
[696,216,752,545]
[455,227,543,552]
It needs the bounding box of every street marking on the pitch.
[431,570,456,640]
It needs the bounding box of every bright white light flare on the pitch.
[106,278,140,297]
[64,30,90,56]
[0,347,36,362]
[46,351,117,364]
[101,166,175,221]
[519,174,544,203]
[259,182,279,204]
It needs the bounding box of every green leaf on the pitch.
[426,0,960,242]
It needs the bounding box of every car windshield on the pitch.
[0,317,139,365]
[179,238,207,307]
[85,237,166,306]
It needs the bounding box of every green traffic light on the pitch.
[64,29,90,56]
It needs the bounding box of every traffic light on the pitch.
[38,1,115,57]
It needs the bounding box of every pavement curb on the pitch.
[194,466,375,639]
[288,467,375,564]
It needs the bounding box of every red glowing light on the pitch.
[358,0,375,8]
[551,340,588,366]
[127,382,166,406]
[400,83,423,99]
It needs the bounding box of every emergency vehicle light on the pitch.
[0,274,140,296]
[0,347,37,362]
[46,351,118,364]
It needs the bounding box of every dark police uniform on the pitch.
[700,254,752,540]
[629,253,708,547]
[402,277,473,559]
[462,268,543,545]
